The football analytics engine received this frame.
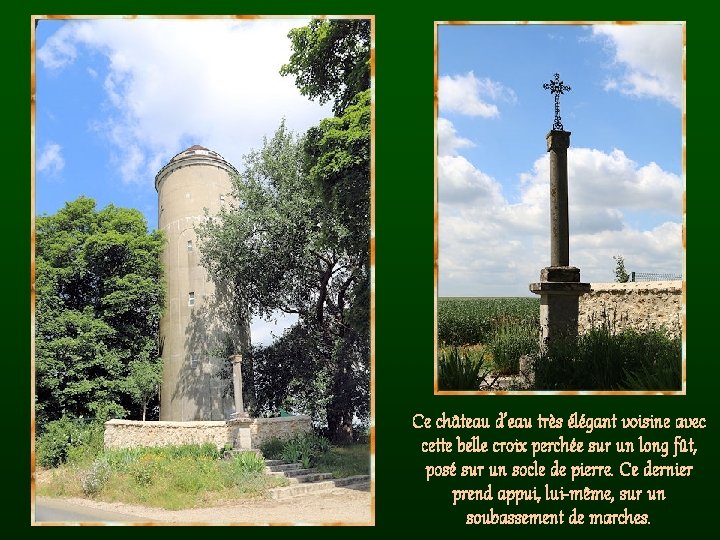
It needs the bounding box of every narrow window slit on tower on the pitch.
[187,240,193,251]
[188,291,195,306]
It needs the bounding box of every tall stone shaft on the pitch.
[530,129,589,348]
[155,145,249,421]
[547,130,571,266]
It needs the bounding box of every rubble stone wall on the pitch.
[104,416,312,450]
[578,281,683,336]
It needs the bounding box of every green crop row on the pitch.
[438,297,540,347]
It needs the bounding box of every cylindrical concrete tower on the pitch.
[155,145,249,421]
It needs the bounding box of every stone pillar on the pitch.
[530,268,589,344]
[230,354,248,419]
[547,130,571,267]
[530,130,589,347]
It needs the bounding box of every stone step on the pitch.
[264,459,286,467]
[265,462,302,472]
[330,475,371,488]
[282,467,323,478]
[288,472,334,483]
[267,469,332,482]
[267,467,332,482]
[268,475,371,500]
[265,470,332,484]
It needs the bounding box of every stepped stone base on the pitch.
[269,475,371,499]
[263,458,370,499]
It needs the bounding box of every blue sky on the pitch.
[437,23,684,297]
[35,17,334,344]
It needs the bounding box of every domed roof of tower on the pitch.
[169,145,224,163]
[155,144,239,192]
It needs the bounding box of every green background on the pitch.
[10,1,717,536]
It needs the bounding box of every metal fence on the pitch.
[630,272,682,282]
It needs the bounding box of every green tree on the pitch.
[613,255,630,283]
[196,122,369,441]
[280,19,370,116]
[35,197,165,428]
[125,353,162,421]
[303,90,371,441]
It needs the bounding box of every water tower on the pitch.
[155,145,249,420]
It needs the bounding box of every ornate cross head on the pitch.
[543,73,571,131]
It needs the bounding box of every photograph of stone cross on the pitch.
[529,73,590,348]
[436,23,683,392]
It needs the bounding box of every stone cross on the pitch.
[230,354,248,419]
[530,74,589,347]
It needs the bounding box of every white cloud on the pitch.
[520,147,682,219]
[592,24,683,108]
[36,142,65,176]
[439,155,503,206]
[37,24,78,69]
[437,117,474,156]
[439,142,682,296]
[37,18,332,184]
[439,71,515,117]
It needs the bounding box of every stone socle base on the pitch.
[530,267,590,344]
[104,416,312,451]
[540,265,581,283]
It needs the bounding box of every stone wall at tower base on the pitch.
[104,416,312,451]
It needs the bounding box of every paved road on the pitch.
[34,497,153,523]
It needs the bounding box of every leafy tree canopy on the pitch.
[280,19,370,116]
[196,18,371,442]
[304,89,371,264]
[196,122,368,441]
[35,197,165,428]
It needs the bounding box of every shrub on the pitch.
[281,437,309,468]
[37,417,104,468]
[438,347,486,390]
[533,327,681,391]
[259,437,285,460]
[622,330,682,390]
[231,452,265,474]
[81,459,111,496]
[280,432,331,468]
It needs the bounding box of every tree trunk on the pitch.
[327,341,354,444]
[142,402,147,422]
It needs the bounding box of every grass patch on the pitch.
[533,327,681,391]
[437,297,678,390]
[314,444,370,478]
[37,445,289,510]
[488,320,539,375]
